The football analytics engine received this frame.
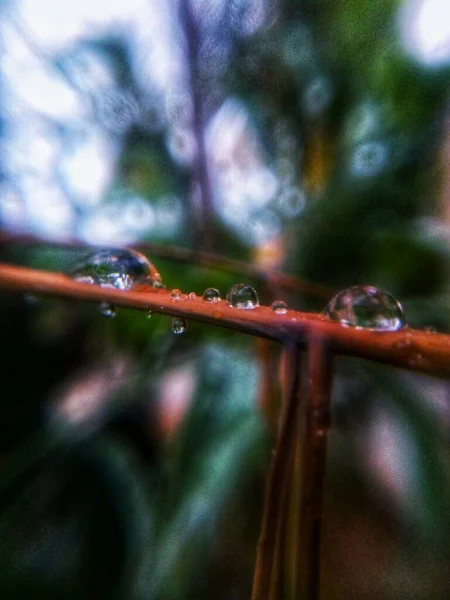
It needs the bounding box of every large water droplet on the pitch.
[100,302,116,318]
[69,248,163,290]
[203,287,221,302]
[226,284,259,309]
[324,285,406,331]
[271,300,288,314]
[172,317,187,334]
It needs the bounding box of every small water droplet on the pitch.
[24,293,39,305]
[323,285,406,331]
[188,292,197,300]
[172,317,187,334]
[171,288,182,299]
[147,310,152,319]
[226,283,259,309]
[152,273,166,289]
[425,326,437,333]
[69,248,163,290]
[271,300,288,314]
[100,302,116,318]
[203,287,221,302]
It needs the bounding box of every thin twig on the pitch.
[0,231,334,298]
[0,264,450,377]
[295,333,333,600]
[179,0,215,249]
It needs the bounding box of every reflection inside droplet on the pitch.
[203,288,221,302]
[271,300,288,314]
[172,317,187,334]
[68,248,164,290]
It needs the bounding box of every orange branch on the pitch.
[0,263,450,377]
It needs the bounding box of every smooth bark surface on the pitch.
[1,263,449,377]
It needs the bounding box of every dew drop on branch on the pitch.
[271,300,288,314]
[171,289,182,299]
[172,317,187,334]
[226,284,259,309]
[203,288,221,302]
[323,285,406,331]
[68,248,164,290]
[99,302,116,318]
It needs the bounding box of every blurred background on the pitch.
[1,0,450,598]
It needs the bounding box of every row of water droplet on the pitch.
[67,248,407,334]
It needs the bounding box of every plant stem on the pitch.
[179,0,215,249]
[251,343,302,600]
[295,333,333,600]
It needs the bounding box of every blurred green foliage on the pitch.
[1,0,450,599]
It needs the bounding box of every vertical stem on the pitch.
[251,343,302,600]
[295,333,333,600]
[256,340,281,435]
[179,0,215,249]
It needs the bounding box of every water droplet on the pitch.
[203,288,221,302]
[226,284,259,309]
[188,292,197,300]
[24,293,39,305]
[69,248,163,290]
[324,285,406,331]
[100,302,116,318]
[152,272,165,289]
[171,289,182,300]
[172,317,187,335]
[271,300,288,314]
[147,310,152,319]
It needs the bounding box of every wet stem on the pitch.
[1,262,450,599]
